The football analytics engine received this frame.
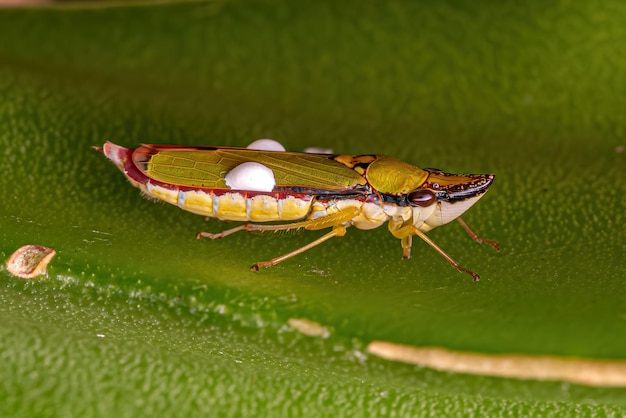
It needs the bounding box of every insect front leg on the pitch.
[387,219,414,259]
[401,235,413,259]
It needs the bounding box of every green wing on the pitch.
[134,145,367,191]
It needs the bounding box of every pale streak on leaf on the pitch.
[367,341,626,387]
[288,318,331,338]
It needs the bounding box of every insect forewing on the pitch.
[133,145,367,192]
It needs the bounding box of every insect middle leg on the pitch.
[250,225,348,271]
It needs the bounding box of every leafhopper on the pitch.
[100,141,499,280]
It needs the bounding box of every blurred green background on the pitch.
[1,0,625,416]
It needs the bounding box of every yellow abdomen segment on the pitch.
[144,181,312,222]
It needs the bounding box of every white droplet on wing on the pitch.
[247,139,286,151]
[304,147,333,154]
[225,162,276,192]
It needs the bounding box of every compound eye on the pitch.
[408,189,436,207]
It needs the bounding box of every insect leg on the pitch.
[197,221,314,240]
[411,227,481,282]
[197,225,248,240]
[198,214,343,240]
[387,219,414,259]
[456,217,500,251]
[401,235,412,259]
[197,217,321,240]
[251,225,348,271]
[247,207,359,270]
[198,206,360,240]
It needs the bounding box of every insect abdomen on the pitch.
[144,180,313,222]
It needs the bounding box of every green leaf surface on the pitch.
[1,1,626,416]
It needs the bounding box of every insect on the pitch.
[100,141,499,280]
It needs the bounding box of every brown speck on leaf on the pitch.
[6,245,56,279]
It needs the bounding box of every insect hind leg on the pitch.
[197,224,249,240]
[197,217,336,240]
[197,207,360,240]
